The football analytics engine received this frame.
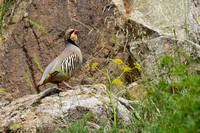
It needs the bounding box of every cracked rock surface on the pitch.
[0,84,133,132]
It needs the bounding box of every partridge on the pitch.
[37,29,82,91]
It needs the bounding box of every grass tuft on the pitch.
[33,53,44,72]
[27,19,48,35]
[23,70,33,88]
[0,88,8,95]
[0,0,16,33]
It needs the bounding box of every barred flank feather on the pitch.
[61,53,79,77]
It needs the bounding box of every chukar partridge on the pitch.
[37,29,82,91]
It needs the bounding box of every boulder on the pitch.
[0,84,133,132]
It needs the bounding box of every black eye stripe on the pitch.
[69,30,75,39]
[71,30,75,34]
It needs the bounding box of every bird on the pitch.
[36,28,82,91]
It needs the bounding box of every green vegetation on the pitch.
[91,59,137,127]
[111,31,117,47]
[131,54,200,132]
[23,70,33,88]
[0,88,8,95]
[33,53,44,72]
[57,52,199,132]
[0,0,16,33]
[27,19,48,35]
[0,2,48,34]
[10,123,22,130]
[54,113,94,133]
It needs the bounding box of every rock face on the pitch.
[188,0,200,46]
[0,0,117,99]
[129,36,199,77]
[1,0,199,100]
[0,85,133,132]
[113,0,200,79]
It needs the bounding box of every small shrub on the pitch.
[92,59,139,128]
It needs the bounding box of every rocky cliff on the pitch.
[0,0,199,132]
[0,0,199,100]
[0,0,118,99]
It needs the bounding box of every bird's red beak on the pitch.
[74,30,79,34]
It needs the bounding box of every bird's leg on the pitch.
[57,83,60,88]
[62,81,79,90]
[57,83,65,92]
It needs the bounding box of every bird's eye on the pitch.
[71,30,75,35]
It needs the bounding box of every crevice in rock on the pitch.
[22,45,40,93]
[30,26,41,50]
[13,36,40,93]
